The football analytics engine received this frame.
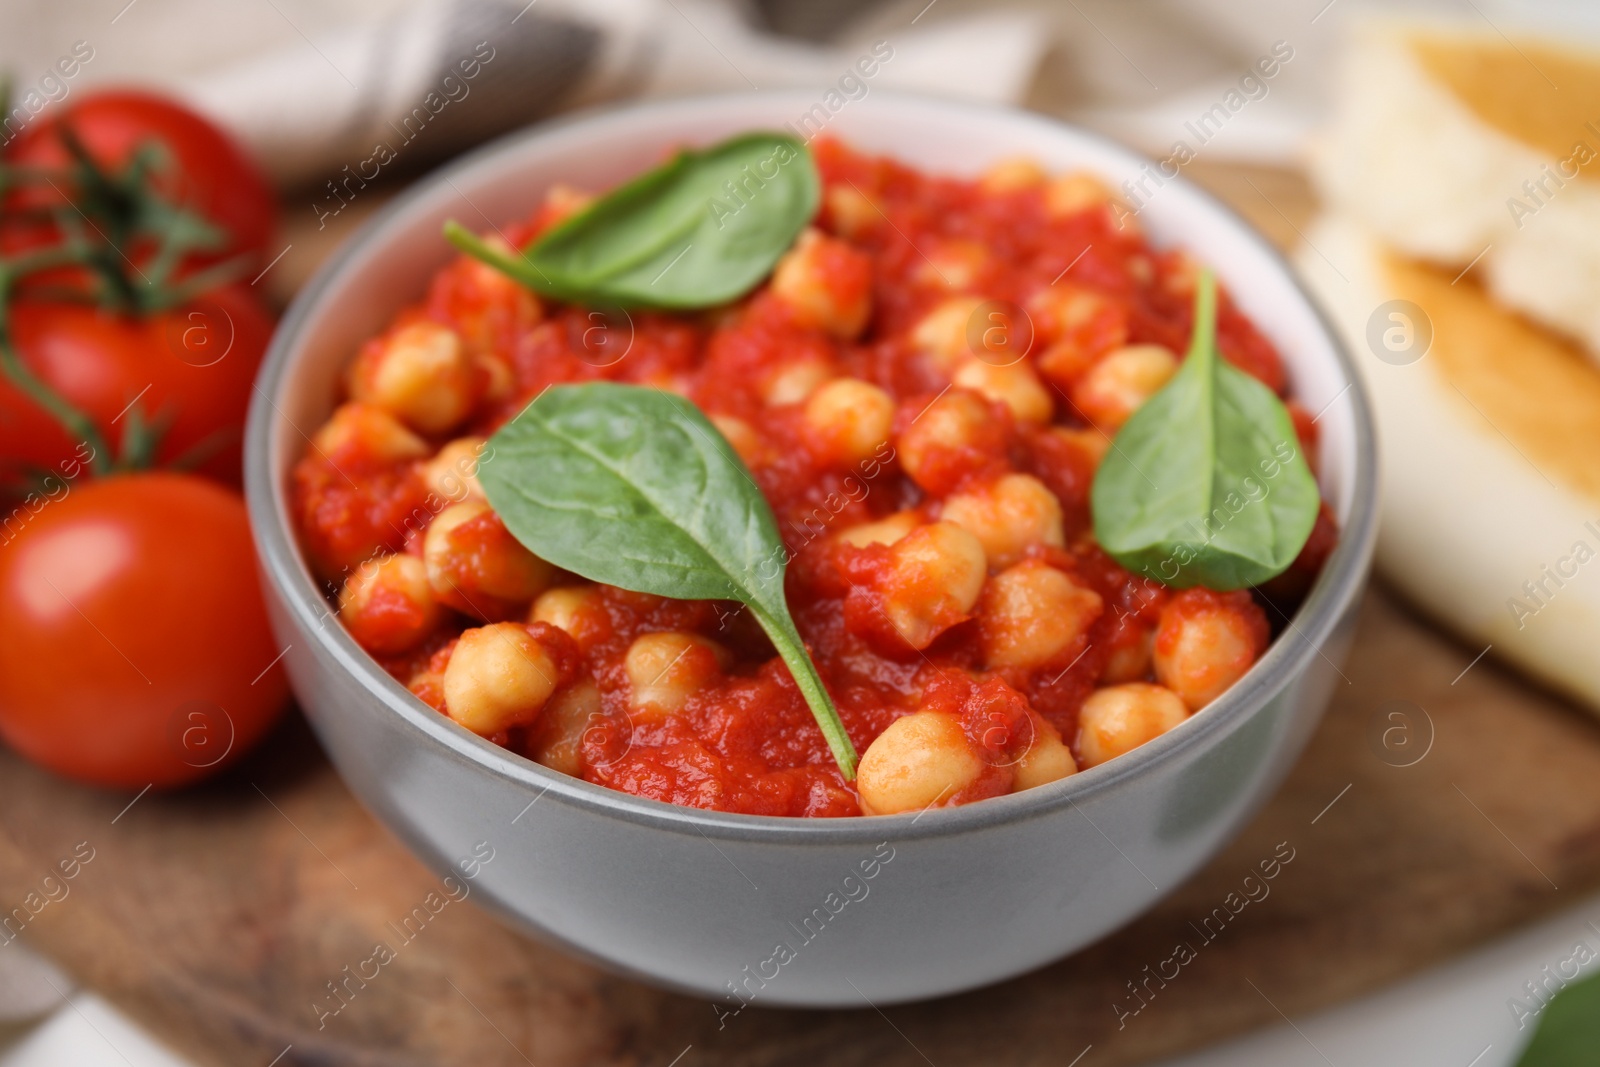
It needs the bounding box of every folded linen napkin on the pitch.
[0,943,74,1024]
[169,0,1050,186]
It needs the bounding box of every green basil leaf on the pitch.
[444,132,818,310]
[1090,270,1321,590]
[478,382,858,779]
[1515,970,1600,1066]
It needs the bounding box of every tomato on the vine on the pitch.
[0,473,288,788]
[5,90,277,266]
[0,283,273,486]
[0,91,289,788]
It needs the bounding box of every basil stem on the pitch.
[1090,270,1321,589]
[478,383,858,780]
[445,132,818,311]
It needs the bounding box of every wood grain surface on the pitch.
[3,164,1597,1066]
[3,586,1598,1066]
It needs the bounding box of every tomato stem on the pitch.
[0,269,111,476]
[0,115,251,481]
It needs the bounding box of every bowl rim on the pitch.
[246,88,1378,845]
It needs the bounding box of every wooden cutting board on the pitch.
[4,165,1600,1066]
[4,586,1600,1067]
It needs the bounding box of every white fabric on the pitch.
[0,945,72,1025]
[0,0,1054,186]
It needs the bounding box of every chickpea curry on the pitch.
[292,136,1338,818]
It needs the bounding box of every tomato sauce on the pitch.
[292,139,1337,817]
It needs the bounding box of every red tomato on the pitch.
[0,284,273,486]
[5,89,277,265]
[0,473,287,788]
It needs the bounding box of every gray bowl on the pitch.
[244,91,1377,1007]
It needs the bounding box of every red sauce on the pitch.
[292,139,1336,817]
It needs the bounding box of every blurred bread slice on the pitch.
[1297,213,1600,712]
[1311,19,1600,361]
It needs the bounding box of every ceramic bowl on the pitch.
[244,91,1377,1007]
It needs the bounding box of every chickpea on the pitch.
[710,415,769,467]
[981,157,1046,194]
[1153,594,1267,710]
[459,235,544,325]
[1026,286,1113,342]
[979,561,1103,671]
[1102,628,1155,684]
[1043,425,1110,469]
[896,389,1002,494]
[1075,683,1188,768]
[939,473,1065,569]
[836,511,919,549]
[856,710,984,815]
[880,521,988,651]
[529,679,601,777]
[338,553,442,655]
[529,585,606,647]
[1045,172,1114,218]
[1162,251,1202,298]
[640,371,693,398]
[625,632,727,718]
[804,378,895,466]
[346,320,477,435]
[1035,339,1097,389]
[915,239,989,292]
[1012,716,1078,791]
[1071,344,1178,430]
[910,296,984,370]
[311,403,428,464]
[770,229,872,339]
[425,501,555,620]
[474,350,516,405]
[543,183,595,221]
[443,623,560,736]
[951,358,1053,426]
[420,436,487,503]
[826,184,881,239]
[761,359,834,407]
[408,662,446,713]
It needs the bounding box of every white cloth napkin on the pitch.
[170,0,1050,186]
[0,945,73,1025]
